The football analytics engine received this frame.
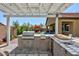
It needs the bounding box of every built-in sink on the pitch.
[59,39,73,45]
[71,39,79,47]
[62,42,73,45]
[59,40,73,45]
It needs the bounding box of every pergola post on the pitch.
[55,14,59,34]
[6,16,10,45]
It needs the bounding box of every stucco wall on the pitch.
[58,18,79,36]
[11,27,17,38]
[73,19,79,36]
[0,24,6,40]
[47,17,79,37]
[46,17,55,26]
[0,24,17,41]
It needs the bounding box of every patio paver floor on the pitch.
[10,47,52,56]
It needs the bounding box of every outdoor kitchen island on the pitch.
[50,36,79,56]
[10,32,79,56]
[10,33,54,56]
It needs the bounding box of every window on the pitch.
[62,23,70,32]
[52,24,55,32]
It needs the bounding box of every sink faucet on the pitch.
[69,34,73,44]
[69,34,72,39]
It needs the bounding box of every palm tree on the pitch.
[12,21,19,35]
[12,21,19,29]
[40,23,43,27]
[27,22,30,31]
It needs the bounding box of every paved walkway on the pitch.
[0,37,52,56]
[10,47,52,56]
[10,37,52,56]
[0,38,18,53]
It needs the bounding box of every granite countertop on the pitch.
[34,34,54,37]
[18,34,54,37]
[50,36,79,56]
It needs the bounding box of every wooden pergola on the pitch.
[0,3,72,45]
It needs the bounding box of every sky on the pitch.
[0,3,79,26]
[64,3,79,13]
[0,13,46,26]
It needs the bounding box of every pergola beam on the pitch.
[0,3,72,17]
[58,3,73,13]
[4,14,47,17]
[53,3,64,13]
[0,4,14,14]
[27,3,33,15]
[15,4,26,14]
[39,3,41,16]
[1,4,18,15]
[46,3,53,14]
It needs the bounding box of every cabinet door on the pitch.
[53,41,65,56]
[64,50,72,56]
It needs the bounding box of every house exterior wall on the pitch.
[46,17,55,30]
[0,23,17,41]
[11,27,17,38]
[46,17,79,37]
[72,19,79,36]
[48,25,53,30]
[46,17,55,26]
[0,24,6,40]
[58,18,79,36]
[58,18,75,34]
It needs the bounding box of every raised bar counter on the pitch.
[50,36,79,56]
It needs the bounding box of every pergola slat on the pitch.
[0,3,72,16]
